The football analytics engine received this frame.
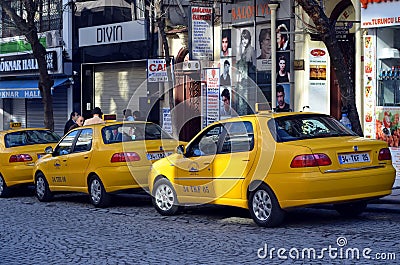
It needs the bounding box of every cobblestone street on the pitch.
[0,192,399,264]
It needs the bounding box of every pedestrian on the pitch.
[64,111,79,135]
[123,109,134,121]
[83,107,105,125]
[133,111,141,121]
[68,116,84,131]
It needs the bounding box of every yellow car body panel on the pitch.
[0,128,60,187]
[149,112,396,211]
[35,122,184,195]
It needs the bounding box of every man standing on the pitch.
[64,111,79,134]
[220,60,231,87]
[84,107,105,125]
[274,85,291,112]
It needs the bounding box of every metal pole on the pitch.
[269,2,279,109]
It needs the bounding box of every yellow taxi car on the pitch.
[33,121,181,207]
[0,128,60,197]
[149,112,396,227]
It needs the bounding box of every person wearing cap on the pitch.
[83,107,105,126]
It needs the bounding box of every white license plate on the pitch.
[338,152,370,164]
[146,151,172,161]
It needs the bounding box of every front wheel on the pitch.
[89,175,111,208]
[248,183,285,227]
[334,201,367,217]
[0,174,11,198]
[35,173,53,202]
[152,178,180,216]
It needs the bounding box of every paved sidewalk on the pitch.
[367,187,400,213]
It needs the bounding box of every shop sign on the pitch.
[0,89,41,98]
[363,35,376,138]
[361,1,400,28]
[0,51,57,76]
[147,59,168,82]
[204,68,220,127]
[79,21,146,47]
[309,48,328,114]
[190,7,213,61]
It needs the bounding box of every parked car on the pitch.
[0,128,60,197]
[148,112,396,227]
[33,121,182,207]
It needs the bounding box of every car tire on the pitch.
[89,175,111,208]
[0,174,11,198]
[152,178,180,216]
[35,173,53,202]
[334,201,367,217]
[248,183,285,227]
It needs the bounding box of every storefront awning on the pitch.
[0,78,69,99]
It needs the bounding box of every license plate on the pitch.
[146,151,172,161]
[338,152,370,164]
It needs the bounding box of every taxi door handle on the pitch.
[84,156,89,159]
[204,162,210,165]
[62,159,67,162]
[242,159,250,161]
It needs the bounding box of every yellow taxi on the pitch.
[33,121,182,207]
[0,128,60,197]
[149,112,396,227]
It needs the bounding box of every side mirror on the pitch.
[176,144,185,155]
[44,146,53,154]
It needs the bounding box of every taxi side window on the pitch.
[187,125,223,157]
[54,130,79,156]
[220,121,254,154]
[73,129,93,153]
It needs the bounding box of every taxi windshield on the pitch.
[269,114,357,142]
[5,130,61,148]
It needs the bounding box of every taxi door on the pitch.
[47,130,80,189]
[174,124,225,203]
[212,121,257,199]
[67,128,93,190]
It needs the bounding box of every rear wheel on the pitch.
[0,174,11,198]
[248,183,285,227]
[152,178,180,216]
[35,173,53,202]
[334,201,367,217]
[89,175,111,208]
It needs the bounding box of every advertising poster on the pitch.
[309,48,328,114]
[220,58,232,87]
[147,59,168,82]
[205,68,220,126]
[256,24,271,71]
[376,106,400,186]
[363,35,376,138]
[221,29,232,58]
[162,108,172,134]
[191,7,213,61]
[236,27,256,69]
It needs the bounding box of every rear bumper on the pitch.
[268,166,396,209]
[94,165,151,193]
[2,165,34,187]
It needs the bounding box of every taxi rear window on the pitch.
[268,114,357,142]
[102,123,173,144]
[5,130,61,148]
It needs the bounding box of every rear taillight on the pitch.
[378,148,391,161]
[111,152,141,162]
[290,153,332,168]
[9,154,33,163]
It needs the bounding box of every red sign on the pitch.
[310,49,326,57]
[361,0,396,9]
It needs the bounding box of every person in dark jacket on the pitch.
[64,111,79,134]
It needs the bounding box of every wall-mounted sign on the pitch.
[293,59,304,70]
[0,51,58,76]
[147,59,168,82]
[190,7,213,61]
[79,21,146,47]
[361,1,400,28]
[0,89,41,98]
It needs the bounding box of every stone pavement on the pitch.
[367,187,400,213]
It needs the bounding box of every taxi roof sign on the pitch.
[10,122,22,128]
[103,114,117,122]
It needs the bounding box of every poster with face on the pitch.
[276,19,290,51]
[221,29,232,57]
[220,58,232,87]
[256,25,272,71]
[236,27,255,67]
[276,52,290,83]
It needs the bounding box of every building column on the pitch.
[354,0,363,128]
[269,2,280,109]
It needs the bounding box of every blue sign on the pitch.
[0,89,41,98]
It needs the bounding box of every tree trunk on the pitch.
[295,0,363,136]
[2,1,55,131]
